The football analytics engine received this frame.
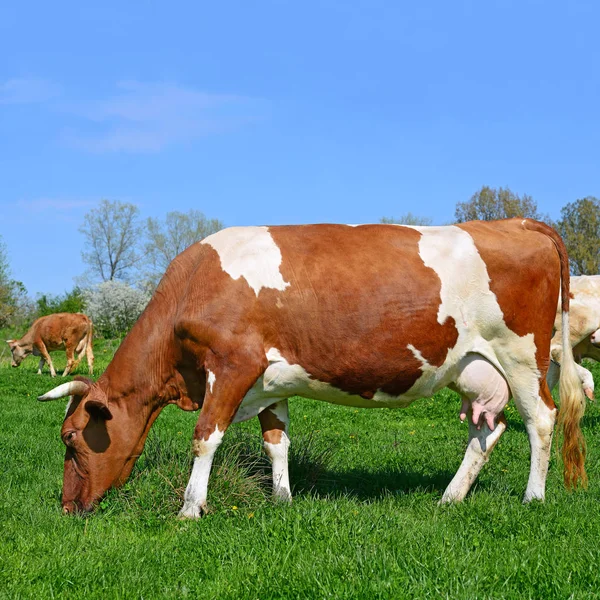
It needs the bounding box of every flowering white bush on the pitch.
[83,281,151,338]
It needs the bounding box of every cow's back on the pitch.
[34,313,91,348]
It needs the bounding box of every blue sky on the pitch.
[1,0,599,296]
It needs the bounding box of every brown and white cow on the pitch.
[38,220,585,516]
[8,313,94,377]
[548,275,600,400]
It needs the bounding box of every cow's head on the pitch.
[38,377,153,513]
[6,339,32,367]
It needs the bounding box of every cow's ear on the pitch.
[84,400,113,421]
[6,339,14,346]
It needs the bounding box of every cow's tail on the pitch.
[523,219,587,489]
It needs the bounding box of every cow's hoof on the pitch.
[178,504,206,519]
[522,492,544,504]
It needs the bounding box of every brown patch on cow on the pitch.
[254,224,460,397]
[539,377,556,410]
[457,220,561,377]
[258,405,287,445]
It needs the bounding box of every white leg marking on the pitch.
[520,400,556,503]
[207,369,216,394]
[179,427,224,518]
[441,417,507,503]
[264,431,292,501]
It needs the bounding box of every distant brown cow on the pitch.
[7,313,94,377]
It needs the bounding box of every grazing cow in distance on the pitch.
[548,275,600,400]
[8,313,94,377]
[39,219,585,517]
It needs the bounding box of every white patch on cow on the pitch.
[179,426,224,518]
[201,226,290,297]
[264,431,292,501]
[407,225,540,400]
[207,369,216,394]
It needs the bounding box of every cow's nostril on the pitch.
[62,503,75,515]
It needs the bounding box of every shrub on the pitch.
[36,288,86,317]
[83,281,150,338]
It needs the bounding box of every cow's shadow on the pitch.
[288,462,455,500]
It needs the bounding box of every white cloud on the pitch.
[0,78,61,104]
[64,81,260,153]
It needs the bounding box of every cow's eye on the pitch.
[62,431,77,446]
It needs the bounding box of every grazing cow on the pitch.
[548,275,600,400]
[39,220,585,517]
[8,313,94,377]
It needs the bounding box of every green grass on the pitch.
[2,340,600,598]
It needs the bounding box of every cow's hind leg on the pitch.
[179,351,266,519]
[258,400,292,502]
[62,343,77,377]
[37,357,45,375]
[86,338,94,375]
[512,379,556,503]
[441,413,507,503]
[441,355,510,503]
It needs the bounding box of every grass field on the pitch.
[2,339,600,599]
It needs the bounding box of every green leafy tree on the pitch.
[554,197,600,275]
[36,288,86,317]
[455,186,543,222]
[144,210,223,289]
[380,212,432,226]
[79,200,142,282]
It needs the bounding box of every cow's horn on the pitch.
[38,380,90,402]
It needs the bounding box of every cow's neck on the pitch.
[98,294,181,413]
[17,329,35,349]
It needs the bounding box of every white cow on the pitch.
[549,275,600,399]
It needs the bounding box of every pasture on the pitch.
[2,339,600,599]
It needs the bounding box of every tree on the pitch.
[144,210,223,287]
[380,212,433,226]
[0,236,28,328]
[83,281,150,338]
[554,197,600,275]
[455,186,543,222]
[79,200,142,282]
[36,287,85,317]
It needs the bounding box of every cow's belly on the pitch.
[233,347,447,423]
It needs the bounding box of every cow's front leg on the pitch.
[179,352,266,519]
[36,342,56,377]
[440,411,507,503]
[37,357,45,375]
[258,400,292,502]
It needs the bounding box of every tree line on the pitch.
[1,187,598,335]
